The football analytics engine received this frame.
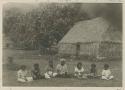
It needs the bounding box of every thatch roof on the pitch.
[59,17,122,44]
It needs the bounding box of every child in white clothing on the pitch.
[101,64,114,80]
[74,62,87,79]
[17,65,33,82]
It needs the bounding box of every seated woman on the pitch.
[56,58,70,78]
[44,60,57,79]
[31,63,44,80]
[101,64,114,80]
[74,62,87,79]
[17,65,33,82]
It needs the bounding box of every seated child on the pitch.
[17,65,33,82]
[74,62,87,79]
[44,60,57,79]
[32,63,43,80]
[56,58,69,78]
[87,64,98,79]
[101,64,114,80]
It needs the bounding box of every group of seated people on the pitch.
[17,58,114,83]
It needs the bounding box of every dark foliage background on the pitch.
[3,3,122,50]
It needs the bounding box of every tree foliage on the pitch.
[3,3,89,49]
[3,3,122,50]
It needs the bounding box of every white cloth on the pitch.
[44,72,51,79]
[75,67,84,73]
[60,58,66,62]
[44,71,57,79]
[18,77,33,82]
[74,67,87,78]
[102,75,114,80]
[101,69,114,80]
[17,69,33,82]
[74,67,84,76]
[56,64,68,74]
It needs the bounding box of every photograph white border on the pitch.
[0,0,124,90]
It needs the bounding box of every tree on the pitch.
[3,3,89,50]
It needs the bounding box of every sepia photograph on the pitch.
[2,2,122,87]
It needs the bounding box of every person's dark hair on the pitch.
[104,64,109,70]
[91,64,96,68]
[77,62,82,66]
[77,62,82,69]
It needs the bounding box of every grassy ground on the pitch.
[2,49,122,87]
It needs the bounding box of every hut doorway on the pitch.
[76,43,80,58]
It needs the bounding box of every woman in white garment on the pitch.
[17,65,33,82]
[101,64,114,80]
